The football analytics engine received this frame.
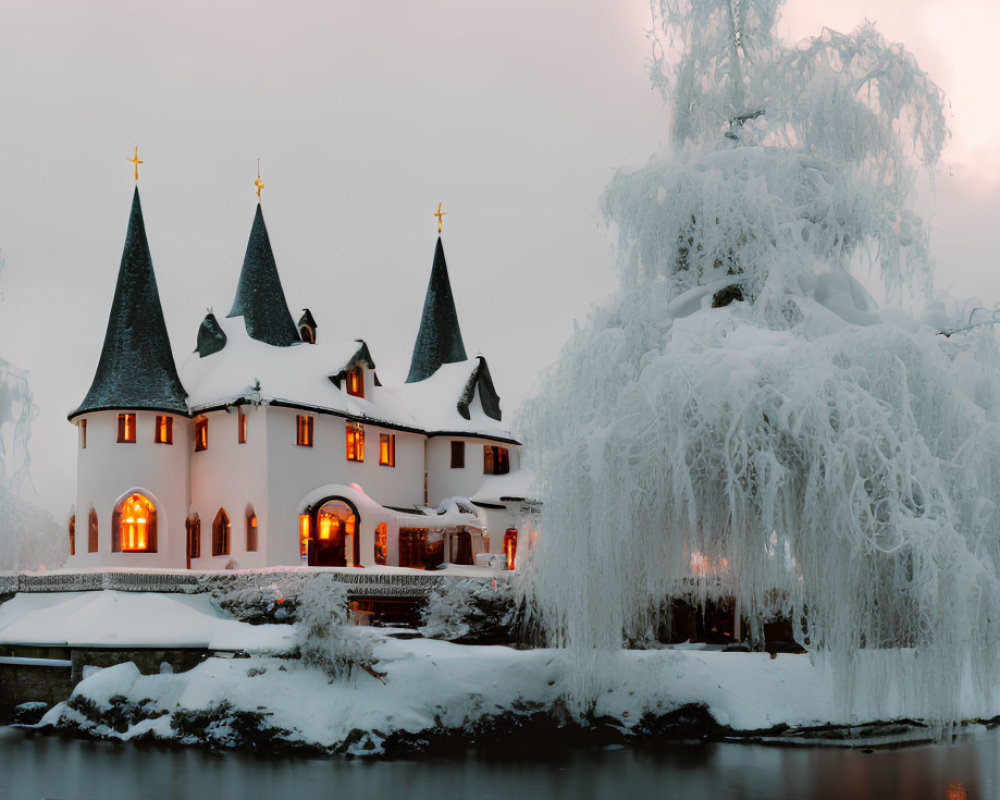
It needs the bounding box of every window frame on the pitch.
[194,418,208,452]
[346,421,365,462]
[212,508,230,557]
[484,445,510,475]
[88,508,99,552]
[345,366,365,398]
[154,415,173,445]
[238,407,247,444]
[296,414,314,447]
[112,492,158,553]
[450,440,465,469]
[246,505,258,552]
[79,419,87,450]
[117,413,136,443]
[379,433,395,467]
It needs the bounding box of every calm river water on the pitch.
[0,726,996,800]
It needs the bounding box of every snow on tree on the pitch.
[519,1,1000,722]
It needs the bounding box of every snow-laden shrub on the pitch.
[292,574,374,679]
[419,577,522,643]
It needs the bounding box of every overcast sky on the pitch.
[2,0,998,517]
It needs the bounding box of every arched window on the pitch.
[68,514,76,556]
[503,528,518,570]
[112,493,157,552]
[212,508,230,557]
[246,505,258,552]
[186,514,201,560]
[88,508,99,553]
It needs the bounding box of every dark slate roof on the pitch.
[69,188,188,419]
[195,312,227,358]
[458,356,502,421]
[406,237,468,383]
[227,204,300,347]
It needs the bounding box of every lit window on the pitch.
[246,505,258,552]
[238,407,247,444]
[79,419,87,449]
[345,366,364,398]
[300,325,315,344]
[186,514,201,560]
[379,434,395,467]
[484,445,510,475]
[299,514,310,559]
[296,414,314,446]
[451,440,465,468]
[68,514,76,556]
[212,508,230,556]
[195,418,208,452]
[117,413,136,443]
[155,415,173,444]
[503,528,518,570]
[88,508,98,552]
[346,421,365,461]
[112,493,157,553]
[374,522,387,565]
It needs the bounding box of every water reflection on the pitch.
[0,728,996,800]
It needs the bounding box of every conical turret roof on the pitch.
[406,237,468,383]
[70,188,188,419]
[227,204,300,347]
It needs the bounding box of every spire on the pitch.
[406,236,468,383]
[70,188,188,418]
[227,204,299,347]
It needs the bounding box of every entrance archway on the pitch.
[309,497,360,567]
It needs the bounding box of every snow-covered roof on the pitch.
[179,319,516,440]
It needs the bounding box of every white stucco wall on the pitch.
[189,404,270,570]
[426,436,521,505]
[68,410,190,569]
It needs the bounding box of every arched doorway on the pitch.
[112,492,158,553]
[308,497,360,567]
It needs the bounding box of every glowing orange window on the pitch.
[194,419,208,452]
[113,492,157,553]
[298,514,310,559]
[296,415,314,447]
[346,421,365,461]
[238,407,247,444]
[503,528,517,570]
[155,415,173,444]
[117,413,136,443]
[346,367,364,398]
[374,522,387,565]
[379,433,395,467]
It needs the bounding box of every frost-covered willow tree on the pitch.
[519,1,1000,721]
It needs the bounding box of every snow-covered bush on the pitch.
[291,574,374,679]
[419,577,525,644]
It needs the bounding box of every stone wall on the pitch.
[0,661,74,722]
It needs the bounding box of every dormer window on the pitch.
[194,418,208,452]
[300,325,315,344]
[298,309,317,344]
[117,413,136,443]
[346,366,364,398]
[155,415,173,444]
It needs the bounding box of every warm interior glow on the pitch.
[297,414,313,446]
[117,413,136,443]
[503,528,517,570]
[195,419,208,451]
[346,422,365,461]
[155,415,172,444]
[374,522,387,565]
[346,366,364,398]
[120,493,155,552]
[238,408,247,443]
[379,434,395,466]
[690,550,730,576]
[319,514,333,540]
[299,514,310,558]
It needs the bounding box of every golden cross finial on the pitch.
[254,158,264,203]
[127,146,143,182]
[434,202,447,234]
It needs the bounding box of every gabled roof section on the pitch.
[196,312,227,358]
[69,188,188,419]
[328,340,376,389]
[227,204,300,347]
[458,356,501,421]
[406,236,467,383]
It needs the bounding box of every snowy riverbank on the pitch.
[28,629,999,755]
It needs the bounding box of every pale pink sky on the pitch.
[0,0,996,516]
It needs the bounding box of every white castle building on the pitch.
[66,187,535,571]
